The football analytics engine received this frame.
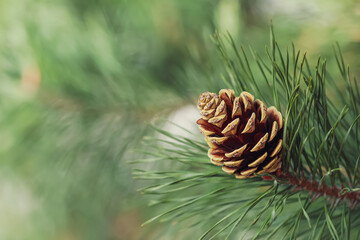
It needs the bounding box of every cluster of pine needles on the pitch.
[134,27,360,239]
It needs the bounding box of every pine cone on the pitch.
[197,89,284,179]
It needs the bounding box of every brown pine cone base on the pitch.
[197,89,284,179]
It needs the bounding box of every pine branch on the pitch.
[136,26,360,239]
[271,172,360,209]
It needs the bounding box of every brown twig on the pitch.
[263,170,360,209]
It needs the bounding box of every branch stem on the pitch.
[265,171,360,209]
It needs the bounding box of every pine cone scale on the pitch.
[221,118,240,135]
[223,159,244,167]
[248,152,268,167]
[197,89,284,178]
[224,144,247,158]
[250,133,268,152]
[269,139,283,157]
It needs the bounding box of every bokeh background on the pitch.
[0,0,359,239]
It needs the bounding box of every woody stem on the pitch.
[273,172,360,209]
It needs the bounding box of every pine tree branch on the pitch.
[265,171,360,209]
[136,25,360,239]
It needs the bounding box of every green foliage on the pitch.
[137,27,360,239]
[1,0,360,239]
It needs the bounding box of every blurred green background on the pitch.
[0,0,359,239]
